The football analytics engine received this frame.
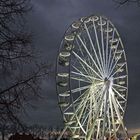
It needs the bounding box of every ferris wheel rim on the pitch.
[56,15,128,139]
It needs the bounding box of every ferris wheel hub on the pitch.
[104,77,108,82]
[104,78,111,90]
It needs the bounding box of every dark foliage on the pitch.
[8,133,45,140]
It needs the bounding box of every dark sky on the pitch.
[23,0,140,134]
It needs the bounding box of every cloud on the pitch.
[23,0,140,129]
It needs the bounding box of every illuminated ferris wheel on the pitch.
[56,15,128,140]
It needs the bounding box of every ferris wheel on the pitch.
[56,15,128,140]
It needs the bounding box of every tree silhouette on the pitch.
[113,0,140,5]
[0,0,49,139]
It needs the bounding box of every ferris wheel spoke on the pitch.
[89,91,104,120]
[109,90,117,138]
[82,107,92,127]
[64,92,90,134]
[80,58,94,77]
[108,40,120,75]
[91,85,103,110]
[107,29,115,75]
[77,34,103,77]
[64,89,89,112]
[74,91,90,113]
[73,83,103,111]
[71,70,103,82]
[71,71,92,82]
[108,52,123,78]
[75,116,87,135]
[100,17,106,76]
[111,91,123,117]
[113,83,127,89]
[72,64,94,81]
[116,98,125,113]
[86,85,106,140]
[71,86,89,100]
[81,24,104,77]
[75,58,94,79]
[76,38,85,57]
[73,84,104,135]
[79,59,98,81]
[72,91,95,136]
[61,86,90,111]
[74,97,90,135]
[113,75,127,80]
[71,76,92,84]
[72,51,103,79]
[86,57,95,75]
[76,84,103,116]
[96,102,103,140]
[111,92,128,137]
[105,21,109,76]
[81,86,104,127]
[112,87,126,101]
[84,22,105,75]
[71,85,90,94]
[74,94,94,131]
[92,19,105,76]
[102,89,109,139]
[110,62,126,78]
[107,104,112,139]
[108,40,119,73]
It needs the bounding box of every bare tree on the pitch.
[0,0,49,139]
[113,0,140,5]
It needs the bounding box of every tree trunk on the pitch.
[1,131,5,140]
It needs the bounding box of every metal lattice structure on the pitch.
[56,15,128,140]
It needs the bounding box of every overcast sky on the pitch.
[23,0,140,134]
